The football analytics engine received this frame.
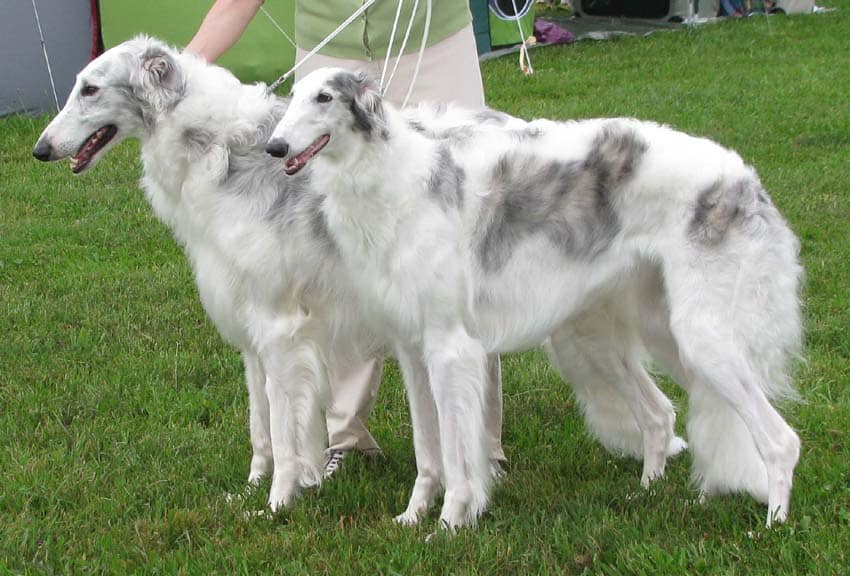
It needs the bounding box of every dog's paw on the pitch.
[268,473,300,512]
[438,494,478,531]
[666,436,688,458]
[766,505,788,528]
[248,453,273,484]
[393,510,422,527]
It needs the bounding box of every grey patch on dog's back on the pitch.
[508,126,543,142]
[585,122,649,192]
[689,176,774,246]
[428,145,465,210]
[476,121,647,273]
[474,109,513,126]
[441,126,476,143]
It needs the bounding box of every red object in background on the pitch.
[90,0,104,60]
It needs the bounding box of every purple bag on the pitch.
[534,19,576,45]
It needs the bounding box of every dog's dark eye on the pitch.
[316,92,332,104]
[81,85,99,97]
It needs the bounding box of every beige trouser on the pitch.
[298,25,503,459]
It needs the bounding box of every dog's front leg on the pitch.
[424,327,493,530]
[243,350,273,484]
[260,332,328,511]
[393,344,443,526]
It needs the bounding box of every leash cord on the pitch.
[379,0,405,90]
[267,0,379,93]
[259,5,297,48]
[400,0,431,107]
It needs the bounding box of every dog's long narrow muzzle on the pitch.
[265,138,290,159]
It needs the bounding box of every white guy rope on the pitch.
[260,5,297,48]
[30,0,60,112]
[267,0,379,93]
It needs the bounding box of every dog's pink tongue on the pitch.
[282,134,330,176]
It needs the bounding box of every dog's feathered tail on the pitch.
[666,176,804,510]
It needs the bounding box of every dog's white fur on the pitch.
[34,38,386,510]
[270,68,804,529]
[33,38,676,516]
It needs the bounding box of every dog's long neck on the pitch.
[139,57,280,229]
[141,57,276,182]
[315,104,437,258]
[321,105,431,206]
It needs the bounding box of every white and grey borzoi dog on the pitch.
[32,37,383,511]
[267,68,804,528]
[31,38,681,516]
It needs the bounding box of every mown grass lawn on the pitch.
[1,3,849,574]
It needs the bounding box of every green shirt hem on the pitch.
[295,1,472,61]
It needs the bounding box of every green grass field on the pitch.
[2,3,849,574]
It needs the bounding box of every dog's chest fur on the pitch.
[315,149,470,339]
[140,129,306,349]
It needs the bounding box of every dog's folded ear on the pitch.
[350,72,387,139]
[134,45,185,112]
[143,53,179,89]
[352,72,382,116]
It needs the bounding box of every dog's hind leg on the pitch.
[547,295,684,487]
[424,327,493,529]
[244,350,273,484]
[393,344,444,526]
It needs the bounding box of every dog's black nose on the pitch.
[32,139,53,162]
[265,138,290,158]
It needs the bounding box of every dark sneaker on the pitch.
[323,450,347,479]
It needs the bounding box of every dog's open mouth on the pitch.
[283,134,330,175]
[70,125,117,173]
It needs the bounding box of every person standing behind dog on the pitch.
[186,0,503,476]
[186,0,485,107]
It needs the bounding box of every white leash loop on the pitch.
[379,0,405,89]
[380,0,419,96]
[265,0,432,106]
[400,0,431,107]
